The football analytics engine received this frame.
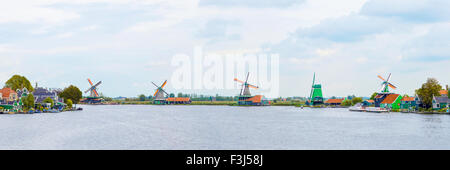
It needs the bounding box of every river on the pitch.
[0,105,449,150]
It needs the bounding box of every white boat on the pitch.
[349,103,366,112]
[365,107,389,113]
[349,106,366,112]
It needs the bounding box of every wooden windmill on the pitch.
[152,80,169,104]
[309,72,324,106]
[377,73,397,93]
[234,72,259,96]
[85,78,102,98]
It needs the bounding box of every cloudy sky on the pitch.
[0,0,449,98]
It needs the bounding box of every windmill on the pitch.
[85,78,102,98]
[234,72,259,96]
[309,72,324,106]
[152,80,169,103]
[377,73,397,93]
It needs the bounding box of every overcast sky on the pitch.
[1,0,449,98]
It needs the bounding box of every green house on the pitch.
[433,96,449,110]
[400,96,417,110]
[380,94,403,110]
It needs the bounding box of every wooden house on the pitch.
[400,96,416,110]
[324,98,344,106]
[380,94,403,110]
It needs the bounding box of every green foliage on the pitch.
[370,92,378,100]
[351,97,363,105]
[66,99,73,109]
[22,94,35,110]
[415,78,442,108]
[138,94,146,101]
[59,85,82,104]
[341,100,352,106]
[43,97,54,107]
[5,75,34,92]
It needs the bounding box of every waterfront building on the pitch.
[0,87,18,103]
[432,95,449,110]
[166,97,192,104]
[324,98,344,106]
[32,87,65,110]
[400,97,416,111]
[380,94,403,110]
[362,100,375,106]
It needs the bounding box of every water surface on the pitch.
[1,105,449,150]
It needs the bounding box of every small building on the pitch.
[238,95,270,106]
[324,98,344,106]
[380,94,403,110]
[166,97,191,104]
[362,100,375,106]
[0,87,18,103]
[439,90,448,96]
[432,96,449,110]
[400,96,416,111]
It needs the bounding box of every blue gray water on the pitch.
[1,105,449,150]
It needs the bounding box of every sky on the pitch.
[0,0,449,98]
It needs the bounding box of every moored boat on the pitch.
[365,107,389,113]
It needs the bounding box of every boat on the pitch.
[349,103,366,112]
[349,106,366,112]
[365,107,389,113]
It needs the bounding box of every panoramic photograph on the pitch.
[1,0,449,156]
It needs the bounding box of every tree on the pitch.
[43,97,54,108]
[351,97,363,105]
[5,75,34,92]
[22,94,35,110]
[59,85,82,104]
[138,94,146,101]
[341,100,352,106]
[415,78,442,108]
[370,92,378,100]
[66,99,73,109]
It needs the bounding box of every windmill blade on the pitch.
[153,89,160,97]
[386,73,392,82]
[93,81,102,88]
[248,84,259,89]
[240,84,245,95]
[377,75,386,81]
[310,73,315,99]
[151,82,159,88]
[160,89,169,95]
[245,72,250,83]
[93,89,99,97]
[84,89,91,93]
[388,83,397,89]
[87,78,94,86]
[161,80,167,89]
[234,78,245,84]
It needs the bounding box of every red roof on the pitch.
[166,97,191,102]
[325,98,344,104]
[365,100,374,103]
[439,90,448,95]
[0,87,16,98]
[381,94,400,104]
[401,97,415,102]
[244,95,263,103]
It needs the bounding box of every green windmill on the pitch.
[309,73,324,106]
